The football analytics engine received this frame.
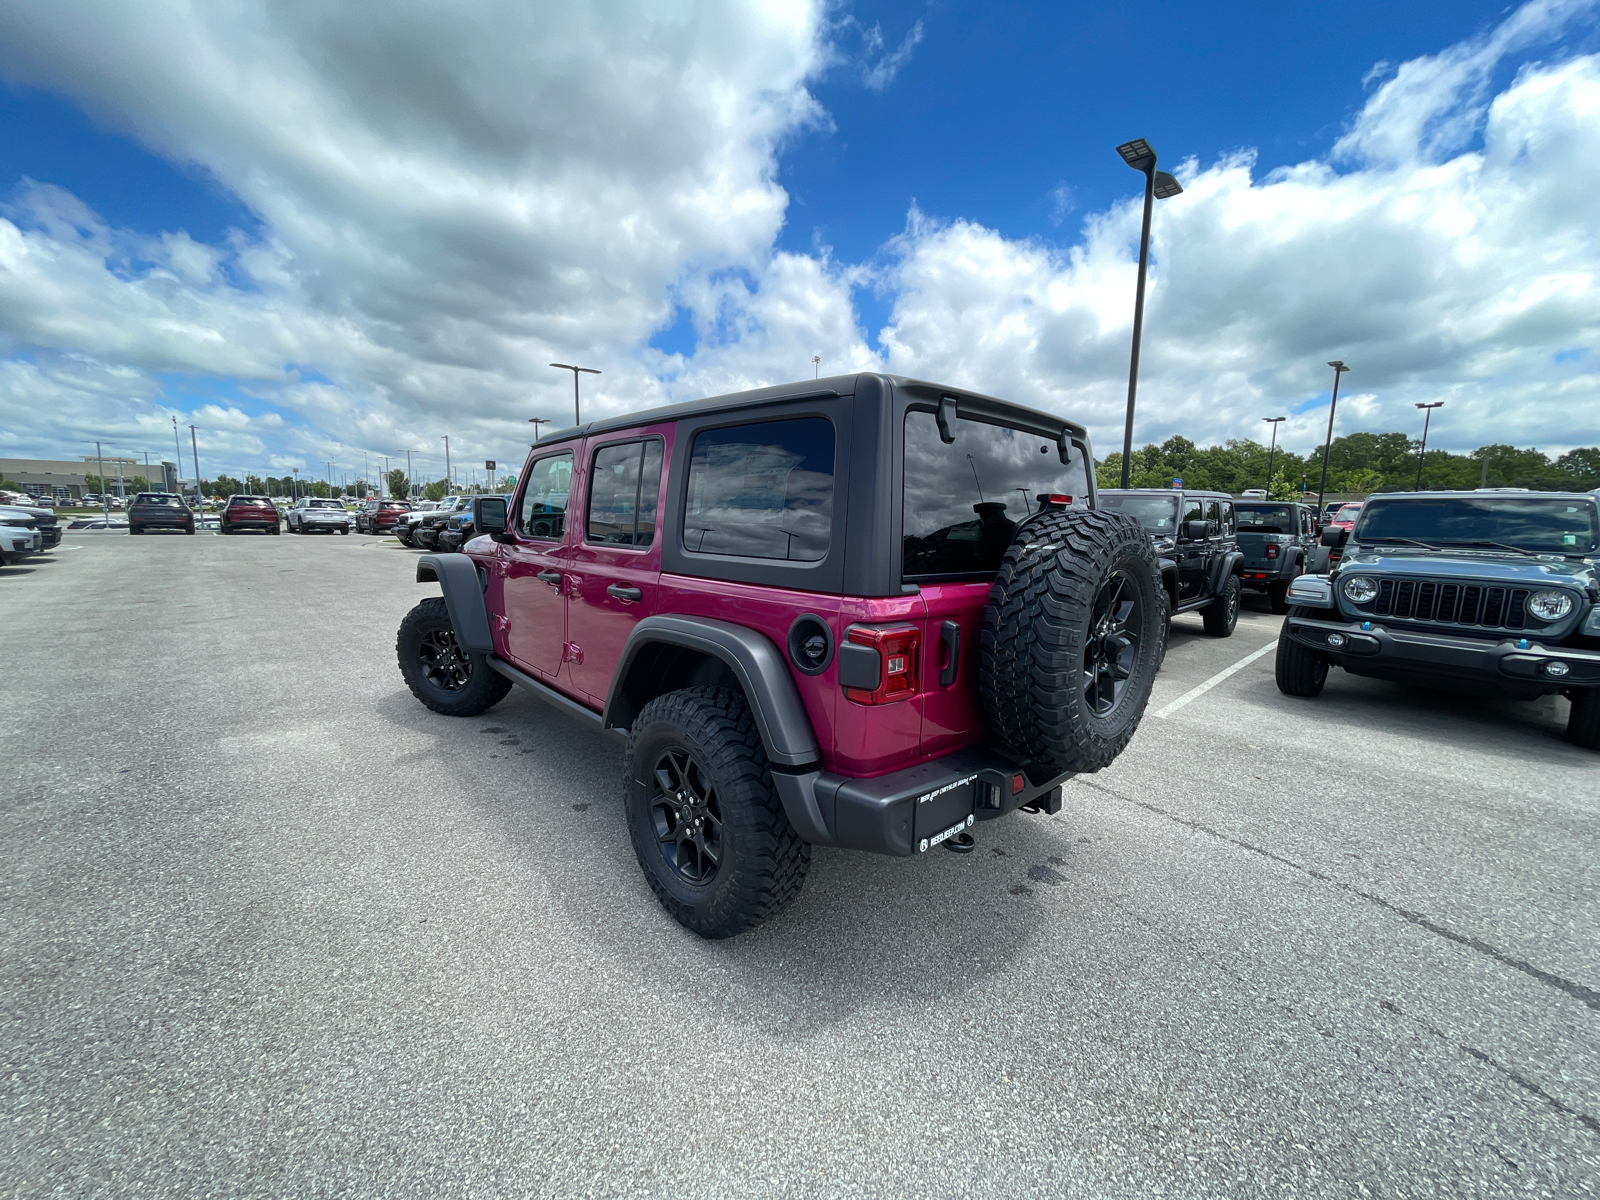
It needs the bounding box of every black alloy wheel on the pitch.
[418,627,472,692]
[648,747,724,885]
[1083,571,1140,717]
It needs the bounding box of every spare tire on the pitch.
[980,508,1163,776]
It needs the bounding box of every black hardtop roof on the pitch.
[1360,490,1600,502]
[529,373,1090,446]
[1101,487,1236,500]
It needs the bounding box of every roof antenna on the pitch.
[966,454,985,502]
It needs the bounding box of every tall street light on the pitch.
[812,355,821,379]
[549,363,600,425]
[1115,138,1184,488]
[1314,360,1350,514]
[1414,402,1444,490]
[441,436,452,490]
[528,417,551,443]
[1262,416,1286,493]
[190,425,206,526]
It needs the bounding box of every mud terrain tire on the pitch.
[396,597,511,716]
[980,509,1163,776]
[1566,688,1600,751]
[625,687,810,938]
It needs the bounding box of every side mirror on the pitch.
[1319,525,1348,547]
[1182,520,1210,541]
[473,496,511,542]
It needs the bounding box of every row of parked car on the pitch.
[0,498,63,566]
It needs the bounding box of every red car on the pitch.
[357,499,414,534]
[220,495,281,535]
[1329,502,1363,530]
[396,374,1164,937]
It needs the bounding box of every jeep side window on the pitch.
[1204,500,1222,532]
[518,452,573,540]
[587,438,664,547]
[1219,501,1233,535]
[1180,497,1203,535]
[683,418,833,562]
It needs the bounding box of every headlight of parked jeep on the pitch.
[1342,575,1379,604]
[1526,590,1574,622]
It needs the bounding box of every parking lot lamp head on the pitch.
[528,417,551,443]
[1115,138,1182,488]
[1414,402,1444,490]
[1315,361,1350,513]
[550,363,600,425]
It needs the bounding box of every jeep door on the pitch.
[566,430,668,703]
[1175,494,1207,600]
[500,448,576,678]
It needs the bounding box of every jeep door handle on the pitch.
[938,620,960,687]
[606,583,643,603]
[537,570,562,586]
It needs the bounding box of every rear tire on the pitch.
[1567,689,1600,751]
[625,687,810,938]
[395,597,512,716]
[1275,607,1329,697]
[981,508,1163,776]
[1202,574,1241,636]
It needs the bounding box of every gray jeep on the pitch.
[1276,490,1600,749]
[1235,500,1317,613]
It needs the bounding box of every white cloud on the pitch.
[0,0,1595,482]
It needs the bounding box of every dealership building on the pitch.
[0,456,180,500]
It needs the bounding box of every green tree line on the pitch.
[1096,432,1600,498]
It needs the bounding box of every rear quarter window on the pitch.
[683,418,833,562]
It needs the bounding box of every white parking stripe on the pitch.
[1151,641,1277,718]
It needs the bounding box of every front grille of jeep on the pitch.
[1370,577,1530,632]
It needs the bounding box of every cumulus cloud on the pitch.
[0,0,1595,479]
[877,6,1600,457]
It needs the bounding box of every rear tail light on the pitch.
[844,624,919,705]
[1265,543,1280,558]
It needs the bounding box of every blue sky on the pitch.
[0,0,1596,483]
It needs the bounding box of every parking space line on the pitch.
[1151,641,1276,718]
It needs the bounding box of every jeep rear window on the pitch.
[903,410,1089,579]
[1100,494,1180,532]
[1236,504,1294,531]
[683,418,833,562]
[518,453,574,540]
[1356,496,1600,553]
[587,439,663,547]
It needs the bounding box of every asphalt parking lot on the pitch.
[4,530,1598,1198]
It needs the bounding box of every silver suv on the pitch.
[286,498,352,535]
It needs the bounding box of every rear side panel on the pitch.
[914,582,991,760]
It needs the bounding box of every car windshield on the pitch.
[134,494,181,507]
[1335,505,1362,521]
[1098,493,1180,533]
[1356,496,1600,553]
[231,496,269,506]
[903,410,1090,578]
[309,500,343,509]
[1236,503,1295,532]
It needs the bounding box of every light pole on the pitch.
[173,416,185,502]
[405,450,414,498]
[1262,417,1286,494]
[86,441,110,520]
[441,436,451,491]
[549,363,600,425]
[292,466,299,501]
[1314,360,1350,514]
[1115,138,1184,488]
[812,355,821,379]
[1414,402,1443,490]
[189,425,205,526]
[528,417,551,443]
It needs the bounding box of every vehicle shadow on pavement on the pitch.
[372,687,1050,1031]
[1232,670,1587,766]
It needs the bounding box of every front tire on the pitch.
[1202,574,1241,636]
[1567,689,1600,751]
[395,597,512,716]
[1275,607,1329,697]
[1269,579,1292,615]
[981,508,1163,776]
[625,687,810,939]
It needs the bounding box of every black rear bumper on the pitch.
[773,747,1073,857]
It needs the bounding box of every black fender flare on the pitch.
[416,553,492,653]
[1156,556,1179,602]
[1209,549,1245,596]
[605,615,820,769]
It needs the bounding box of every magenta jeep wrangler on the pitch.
[397,375,1162,937]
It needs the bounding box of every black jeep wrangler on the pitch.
[1276,490,1600,749]
[1235,500,1318,613]
[1099,489,1244,636]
